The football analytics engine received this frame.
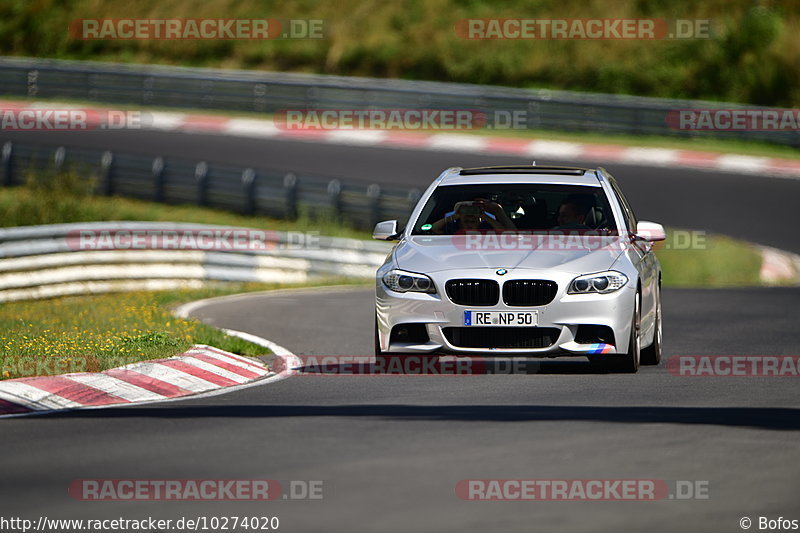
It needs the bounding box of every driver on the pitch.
[553,196,592,230]
[429,198,516,234]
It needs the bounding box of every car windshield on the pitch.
[411,184,617,235]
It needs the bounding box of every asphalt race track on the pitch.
[2,287,799,532]
[2,129,800,532]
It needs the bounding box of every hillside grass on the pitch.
[0,0,798,106]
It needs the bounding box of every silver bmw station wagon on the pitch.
[373,165,665,373]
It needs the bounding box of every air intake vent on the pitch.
[445,279,499,306]
[502,280,558,306]
[443,327,560,349]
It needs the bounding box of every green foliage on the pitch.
[0,0,797,105]
[0,165,102,226]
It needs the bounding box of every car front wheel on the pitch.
[641,284,662,366]
[600,292,641,373]
[374,315,383,356]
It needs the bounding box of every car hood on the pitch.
[394,235,626,274]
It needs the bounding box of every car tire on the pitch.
[640,284,662,366]
[602,292,641,373]
[374,315,383,356]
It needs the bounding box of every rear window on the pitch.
[411,184,617,235]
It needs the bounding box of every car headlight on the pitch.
[382,269,436,293]
[568,271,628,294]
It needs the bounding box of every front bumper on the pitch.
[376,270,636,357]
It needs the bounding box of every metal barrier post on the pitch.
[53,147,66,172]
[328,179,342,218]
[101,151,114,196]
[152,157,165,202]
[242,168,256,215]
[2,142,13,187]
[195,161,208,206]
[284,173,298,220]
[367,184,382,228]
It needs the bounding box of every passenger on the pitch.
[429,198,516,234]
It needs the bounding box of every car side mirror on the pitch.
[373,220,400,240]
[635,221,666,242]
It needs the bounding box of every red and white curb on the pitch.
[3,100,800,180]
[0,339,299,418]
[759,246,800,285]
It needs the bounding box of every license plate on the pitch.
[464,310,539,327]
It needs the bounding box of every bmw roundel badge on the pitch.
[496,269,508,276]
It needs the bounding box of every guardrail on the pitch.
[1,56,797,148]
[1,140,422,230]
[0,221,390,302]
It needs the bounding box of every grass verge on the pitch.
[654,231,763,288]
[0,279,366,380]
[0,176,368,239]
[467,125,800,161]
